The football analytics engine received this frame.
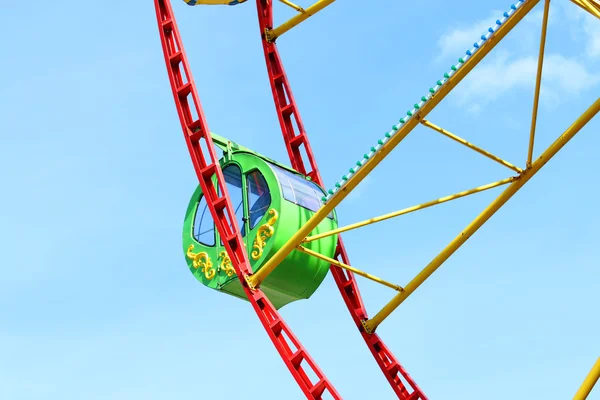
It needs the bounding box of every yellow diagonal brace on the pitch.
[421,119,523,173]
[266,0,335,42]
[571,0,600,19]
[574,357,600,400]
[528,0,551,167]
[296,245,403,291]
[363,97,600,334]
[304,177,516,243]
[279,0,305,12]
[246,0,540,290]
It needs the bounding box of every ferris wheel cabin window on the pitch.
[193,194,216,246]
[269,163,333,219]
[247,169,271,229]
[219,164,246,241]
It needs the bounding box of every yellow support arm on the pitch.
[420,119,523,173]
[527,0,551,167]
[305,177,516,243]
[573,357,600,400]
[571,0,600,19]
[246,0,540,290]
[296,246,403,291]
[266,0,336,42]
[279,0,305,12]
[363,97,600,333]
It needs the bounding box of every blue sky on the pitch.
[1,1,599,399]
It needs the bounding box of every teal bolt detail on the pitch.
[363,153,369,159]
[429,88,435,93]
[370,146,376,152]
[385,132,391,138]
[407,111,413,116]
[322,196,327,201]
[414,103,420,109]
[342,175,348,180]
[444,73,450,78]
[356,161,362,166]
[392,124,400,130]
[400,118,406,123]
[421,96,427,101]
[451,65,457,71]
[378,139,383,145]
[335,182,341,188]
[328,189,334,195]
[459,57,465,63]
[437,80,443,85]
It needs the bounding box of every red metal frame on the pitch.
[154,1,341,398]
[255,1,427,399]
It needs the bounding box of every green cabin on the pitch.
[182,133,338,309]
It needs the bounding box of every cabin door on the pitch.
[244,169,273,264]
[216,163,247,286]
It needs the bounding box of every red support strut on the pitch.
[255,1,427,398]
[154,1,342,398]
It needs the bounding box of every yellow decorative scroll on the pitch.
[251,209,278,260]
[218,251,236,277]
[186,244,216,280]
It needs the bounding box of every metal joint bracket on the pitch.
[245,274,258,290]
[361,319,374,334]
[265,28,277,43]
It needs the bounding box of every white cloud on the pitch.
[543,53,600,91]
[453,52,600,111]
[436,7,557,62]
[582,13,600,58]
[433,3,599,113]
[436,16,496,61]
[557,0,600,59]
[524,5,559,27]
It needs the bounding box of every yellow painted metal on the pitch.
[304,177,516,243]
[571,0,600,19]
[218,251,236,277]
[362,97,600,333]
[251,209,279,260]
[187,244,216,280]
[574,357,600,400]
[421,119,523,173]
[296,245,404,291]
[266,0,335,42]
[246,0,540,290]
[279,0,305,12]
[528,0,551,168]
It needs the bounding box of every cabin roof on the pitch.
[210,132,304,177]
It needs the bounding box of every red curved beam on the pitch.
[254,1,427,398]
[154,1,341,398]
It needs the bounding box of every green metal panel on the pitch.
[182,137,338,309]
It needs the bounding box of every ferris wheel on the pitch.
[153,0,600,398]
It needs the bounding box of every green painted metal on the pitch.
[182,134,338,309]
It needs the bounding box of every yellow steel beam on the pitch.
[296,245,404,291]
[362,97,600,333]
[304,177,516,243]
[528,0,551,168]
[246,0,540,290]
[571,0,600,19]
[266,0,335,42]
[574,357,600,400]
[421,119,523,173]
[279,0,305,12]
